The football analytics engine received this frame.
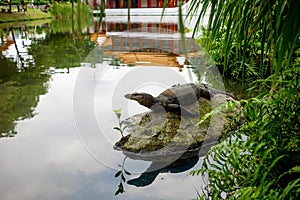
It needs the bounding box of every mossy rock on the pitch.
[114,94,240,158]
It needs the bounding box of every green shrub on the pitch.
[198,28,268,82]
[191,68,300,199]
[189,0,300,199]
[50,2,93,20]
[191,0,300,86]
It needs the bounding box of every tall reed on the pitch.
[50,2,93,33]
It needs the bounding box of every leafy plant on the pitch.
[191,67,300,199]
[189,0,300,88]
[113,108,127,138]
[188,0,300,199]
[196,99,238,126]
[50,1,93,21]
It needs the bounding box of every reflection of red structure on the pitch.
[0,36,14,52]
[107,22,178,32]
[90,19,198,69]
[109,34,197,54]
[91,20,198,54]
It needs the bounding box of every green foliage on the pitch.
[0,25,95,138]
[49,2,93,35]
[0,59,50,137]
[196,100,238,127]
[190,0,300,85]
[0,0,48,5]
[191,67,300,199]
[33,0,50,5]
[50,2,93,21]
[50,2,71,18]
[189,0,300,199]
[197,28,262,82]
[28,32,95,68]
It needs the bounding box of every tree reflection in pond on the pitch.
[29,33,95,70]
[0,24,95,138]
[0,55,50,137]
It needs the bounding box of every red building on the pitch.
[92,0,181,10]
[106,0,179,8]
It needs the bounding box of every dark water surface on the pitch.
[0,19,228,199]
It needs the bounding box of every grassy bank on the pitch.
[0,19,51,29]
[0,9,51,23]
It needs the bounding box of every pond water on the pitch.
[0,17,236,200]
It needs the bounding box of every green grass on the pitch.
[0,9,51,23]
[0,19,51,29]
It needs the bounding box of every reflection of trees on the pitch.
[0,56,16,77]
[10,29,24,68]
[28,32,95,69]
[0,26,95,138]
[0,56,50,137]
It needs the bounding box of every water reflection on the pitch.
[127,153,199,187]
[114,135,217,194]
[0,16,221,199]
[0,21,95,137]
[0,54,50,137]
[114,153,200,195]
